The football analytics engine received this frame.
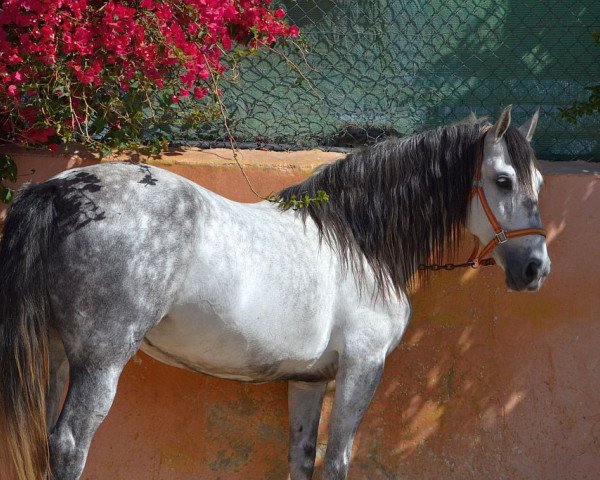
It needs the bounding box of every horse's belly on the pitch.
[141,301,335,382]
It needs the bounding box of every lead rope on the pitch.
[417,236,496,271]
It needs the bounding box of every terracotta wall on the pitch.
[0,147,599,480]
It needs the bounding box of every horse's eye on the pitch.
[496,176,513,190]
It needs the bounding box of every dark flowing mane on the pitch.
[278,119,536,297]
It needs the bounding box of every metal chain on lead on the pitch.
[417,258,495,271]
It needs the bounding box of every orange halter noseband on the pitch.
[418,126,546,272]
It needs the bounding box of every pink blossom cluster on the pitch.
[0,0,297,146]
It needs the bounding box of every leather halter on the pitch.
[466,127,546,268]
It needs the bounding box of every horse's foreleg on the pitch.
[288,381,328,480]
[48,357,128,480]
[323,359,384,480]
[47,327,69,432]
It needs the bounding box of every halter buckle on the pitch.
[495,230,508,244]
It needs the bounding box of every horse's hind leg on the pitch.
[49,357,127,480]
[47,327,68,431]
[288,381,327,480]
[47,310,153,479]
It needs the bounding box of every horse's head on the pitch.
[467,106,551,291]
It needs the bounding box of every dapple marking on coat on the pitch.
[0,107,550,479]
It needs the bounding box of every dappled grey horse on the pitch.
[0,106,550,480]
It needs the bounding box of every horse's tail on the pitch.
[0,182,58,480]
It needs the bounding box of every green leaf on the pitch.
[0,186,13,204]
[99,145,113,159]
[0,154,17,182]
[89,115,108,137]
[560,31,600,124]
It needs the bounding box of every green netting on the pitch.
[173,0,600,160]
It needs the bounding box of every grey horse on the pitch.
[0,106,550,479]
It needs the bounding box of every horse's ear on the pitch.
[518,108,540,142]
[492,105,512,143]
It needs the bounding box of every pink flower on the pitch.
[7,84,17,96]
[73,26,92,53]
[193,86,206,99]
[221,34,232,50]
[7,54,23,64]
[274,8,285,18]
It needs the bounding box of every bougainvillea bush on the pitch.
[0,0,298,201]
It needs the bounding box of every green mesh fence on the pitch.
[172,0,600,160]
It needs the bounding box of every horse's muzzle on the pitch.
[505,256,551,291]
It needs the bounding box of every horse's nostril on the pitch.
[524,259,542,282]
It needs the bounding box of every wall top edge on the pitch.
[1,145,598,176]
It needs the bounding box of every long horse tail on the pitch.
[0,182,58,480]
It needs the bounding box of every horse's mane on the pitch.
[278,118,536,297]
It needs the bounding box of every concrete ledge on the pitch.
[2,145,344,171]
[151,147,344,170]
[3,144,599,175]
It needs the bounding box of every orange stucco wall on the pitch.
[0,147,599,480]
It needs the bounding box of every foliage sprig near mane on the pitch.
[278,119,535,297]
